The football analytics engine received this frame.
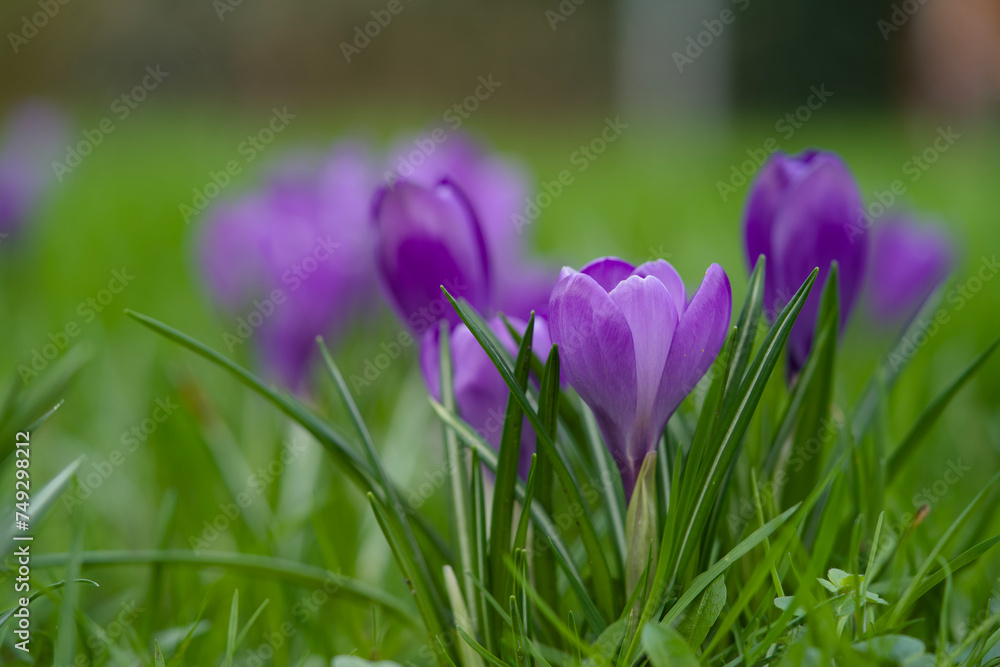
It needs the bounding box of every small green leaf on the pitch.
[642,624,699,667]
[674,574,726,648]
[584,619,627,667]
[154,640,166,667]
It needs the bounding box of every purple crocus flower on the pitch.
[199,142,376,389]
[421,316,551,479]
[548,257,732,498]
[0,100,68,239]
[866,215,955,326]
[381,133,558,320]
[743,150,868,375]
[373,179,491,334]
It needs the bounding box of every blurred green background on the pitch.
[2,0,1000,663]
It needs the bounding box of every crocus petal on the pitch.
[374,180,490,331]
[866,216,955,326]
[386,132,531,270]
[579,257,638,293]
[421,317,551,479]
[770,158,866,371]
[634,259,688,315]
[198,142,377,390]
[549,271,637,471]
[608,275,679,491]
[743,150,822,275]
[0,100,69,237]
[657,264,732,420]
[496,263,559,320]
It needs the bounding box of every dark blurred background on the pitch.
[3,0,998,118]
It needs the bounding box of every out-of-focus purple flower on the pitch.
[0,100,69,239]
[382,133,558,320]
[743,150,868,375]
[421,316,551,479]
[866,215,955,326]
[199,142,376,389]
[548,257,732,498]
[373,180,490,334]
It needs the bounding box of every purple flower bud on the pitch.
[0,100,69,239]
[743,150,868,375]
[866,214,955,326]
[421,316,552,480]
[373,179,491,333]
[548,257,732,498]
[382,133,558,321]
[198,142,377,389]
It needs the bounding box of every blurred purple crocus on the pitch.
[381,133,558,321]
[743,150,868,375]
[0,100,69,240]
[199,143,376,389]
[421,316,551,479]
[548,257,732,498]
[373,179,491,334]
[866,215,955,326]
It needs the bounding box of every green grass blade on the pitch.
[368,493,450,666]
[457,626,515,667]
[443,290,613,627]
[430,399,605,632]
[0,578,99,629]
[223,589,239,667]
[490,314,535,639]
[900,534,1000,605]
[535,346,563,640]
[318,337,446,621]
[127,310,374,488]
[851,285,947,440]
[662,503,800,628]
[887,337,1000,479]
[1,455,83,554]
[234,598,270,651]
[438,322,479,635]
[53,513,84,667]
[444,565,486,667]
[126,310,450,560]
[650,268,818,630]
[31,549,415,623]
[886,470,1000,627]
[726,254,765,395]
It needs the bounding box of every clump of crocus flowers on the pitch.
[197,134,960,500]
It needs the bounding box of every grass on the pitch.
[2,106,999,664]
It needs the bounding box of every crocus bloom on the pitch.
[381,133,558,320]
[0,100,68,239]
[548,258,731,498]
[199,143,376,389]
[743,150,868,375]
[373,180,491,334]
[866,215,955,326]
[421,316,551,479]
